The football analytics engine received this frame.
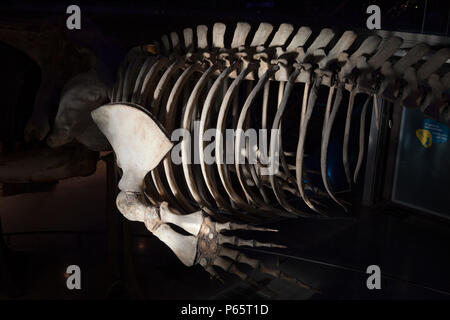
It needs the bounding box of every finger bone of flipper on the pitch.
[217,234,287,248]
[215,221,278,233]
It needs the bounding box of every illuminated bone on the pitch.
[403,48,450,108]
[199,63,240,213]
[197,25,209,51]
[182,64,220,212]
[341,37,403,188]
[250,22,274,48]
[161,63,202,211]
[252,25,297,204]
[353,96,371,184]
[299,30,357,211]
[183,28,194,53]
[231,22,252,50]
[137,56,169,106]
[215,64,264,214]
[170,32,182,54]
[269,67,312,217]
[91,104,203,266]
[110,52,171,205]
[296,76,326,214]
[235,66,279,208]
[212,23,226,49]
[288,29,338,214]
[130,56,157,103]
[93,104,291,276]
[380,43,430,100]
[147,58,186,201]
[91,103,172,192]
[115,192,198,266]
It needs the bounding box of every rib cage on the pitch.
[109,22,450,222]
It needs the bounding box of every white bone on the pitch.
[318,30,356,69]
[138,56,169,105]
[269,23,294,47]
[286,26,312,51]
[161,64,200,211]
[131,57,155,103]
[170,32,181,53]
[216,65,262,212]
[235,68,277,208]
[91,103,173,192]
[181,65,219,210]
[231,22,251,49]
[393,43,429,75]
[116,192,198,267]
[368,36,403,70]
[159,202,204,236]
[250,22,274,47]
[122,57,147,102]
[151,59,185,116]
[213,22,226,49]
[199,64,238,209]
[197,25,208,50]
[153,223,198,266]
[417,48,450,81]
[339,35,381,81]
[305,28,335,57]
[183,28,194,52]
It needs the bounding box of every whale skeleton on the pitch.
[85,22,449,291]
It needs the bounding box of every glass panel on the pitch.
[392,107,450,217]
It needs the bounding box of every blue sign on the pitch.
[423,118,448,144]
